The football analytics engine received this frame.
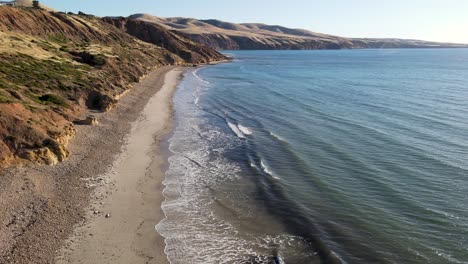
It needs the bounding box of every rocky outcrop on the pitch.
[0,103,75,166]
[130,14,468,50]
[19,139,69,166]
[0,7,224,167]
[84,115,98,126]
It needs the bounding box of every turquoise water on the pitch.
[157,49,468,263]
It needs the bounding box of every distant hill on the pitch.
[129,14,468,50]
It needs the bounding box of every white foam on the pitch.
[260,160,273,175]
[238,124,253,135]
[260,160,280,180]
[270,131,286,142]
[193,69,210,84]
[277,254,285,264]
[157,75,316,263]
[228,122,246,139]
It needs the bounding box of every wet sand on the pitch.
[56,69,184,264]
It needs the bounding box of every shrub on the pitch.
[38,94,68,107]
[48,33,69,44]
[0,95,12,103]
[70,51,107,67]
[59,46,70,52]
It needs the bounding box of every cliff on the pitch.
[0,6,225,167]
[130,14,468,50]
[103,17,226,63]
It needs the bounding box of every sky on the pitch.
[41,0,468,44]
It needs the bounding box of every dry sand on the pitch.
[56,69,184,264]
[0,66,183,264]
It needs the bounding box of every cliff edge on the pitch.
[0,6,225,167]
[130,14,468,50]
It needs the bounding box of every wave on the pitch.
[158,92,317,262]
[249,157,343,264]
[193,68,210,84]
[238,124,253,135]
[165,58,347,264]
[227,121,246,139]
[260,160,281,180]
[269,131,287,142]
[194,93,200,107]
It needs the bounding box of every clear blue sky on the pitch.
[41,0,468,44]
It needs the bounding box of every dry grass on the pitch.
[0,32,58,59]
[136,14,336,41]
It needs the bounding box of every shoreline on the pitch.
[0,66,184,263]
[56,68,184,264]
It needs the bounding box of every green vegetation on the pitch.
[37,40,57,52]
[59,45,70,52]
[0,78,14,90]
[0,53,91,107]
[0,53,88,86]
[0,7,227,168]
[38,94,68,107]
[70,51,107,66]
[0,86,16,103]
[48,33,69,44]
[0,94,13,103]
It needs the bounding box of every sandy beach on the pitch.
[0,66,183,263]
[56,68,183,264]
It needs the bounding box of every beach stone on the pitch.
[84,115,98,126]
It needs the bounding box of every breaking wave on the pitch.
[227,121,246,139]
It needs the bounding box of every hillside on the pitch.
[130,14,468,50]
[103,16,226,63]
[0,6,225,167]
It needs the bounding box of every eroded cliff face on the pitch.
[176,30,468,50]
[103,17,227,63]
[175,31,354,50]
[181,33,241,50]
[130,14,468,50]
[0,7,224,167]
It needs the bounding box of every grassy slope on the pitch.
[0,7,224,166]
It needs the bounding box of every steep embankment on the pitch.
[103,17,226,63]
[0,7,224,167]
[130,14,468,50]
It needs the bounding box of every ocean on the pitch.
[156,49,468,264]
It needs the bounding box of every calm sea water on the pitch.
[157,49,468,264]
